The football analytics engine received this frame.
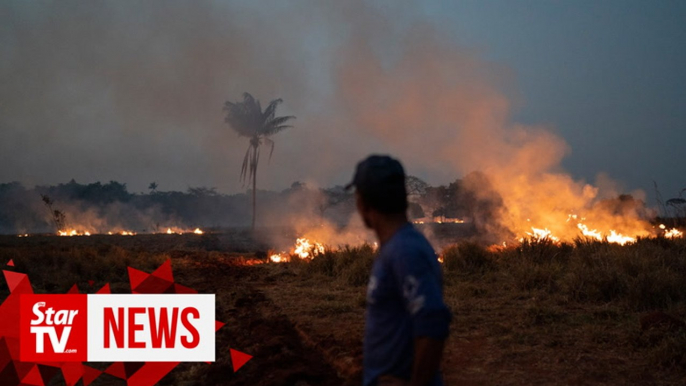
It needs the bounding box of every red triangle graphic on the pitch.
[172,283,197,294]
[21,365,44,386]
[96,283,111,294]
[82,366,102,386]
[230,349,252,372]
[37,365,60,385]
[3,271,30,293]
[215,321,225,332]
[127,267,149,291]
[123,362,145,378]
[66,284,80,294]
[60,362,84,386]
[135,275,173,294]
[7,259,14,267]
[14,360,35,380]
[151,259,173,282]
[0,338,12,369]
[105,362,126,379]
[126,362,179,385]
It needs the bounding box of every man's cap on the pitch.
[345,155,406,192]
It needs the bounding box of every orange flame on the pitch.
[269,253,289,263]
[268,237,326,263]
[58,229,91,236]
[293,237,325,259]
[659,224,683,239]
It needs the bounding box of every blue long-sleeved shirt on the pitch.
[363,223,452,386]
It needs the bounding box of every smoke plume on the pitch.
[0,1,655,241]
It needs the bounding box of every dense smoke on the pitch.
[332,16,654,241]
[1,1,657,242]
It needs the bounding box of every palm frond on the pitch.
[224,98,242,108]
[242,92,255,106]
[262,98,283,122]
[269,115,295,127]
[261,116,295,136]
[263,137,275,163]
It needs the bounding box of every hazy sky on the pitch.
[1,0,685,204]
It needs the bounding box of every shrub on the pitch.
[302,244,375,286]
[441,242,494,276]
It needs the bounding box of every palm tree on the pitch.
[224,92,295,230]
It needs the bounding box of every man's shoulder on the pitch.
[382,224,435,261]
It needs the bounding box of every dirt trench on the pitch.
[173,257,347,386]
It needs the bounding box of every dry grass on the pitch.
[2,234,686,385]
[293,237,686,385]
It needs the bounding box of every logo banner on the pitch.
[20,294,215,362]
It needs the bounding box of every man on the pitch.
[346,155,452,386]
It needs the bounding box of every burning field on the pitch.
[2,223,686,385]
[3,60,686,382]
[2,1,686,385]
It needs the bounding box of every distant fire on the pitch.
[17,214,684,257]
[269,253,289,263]
[45,226,205,236]
[409,211,683,246]
[163,227,204,235]
[294,237,325,259]
[575,222,635,245]
[516,213,683,245]
[269,237,326,263]
[522,227,560,243]
[660,224,683,239]
[606,231,636,245]
[58,230,91,236]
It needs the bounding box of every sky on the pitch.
[1,0,685,205]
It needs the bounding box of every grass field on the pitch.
[1,229,686,385]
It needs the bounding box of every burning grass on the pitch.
[2,231,686,384]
